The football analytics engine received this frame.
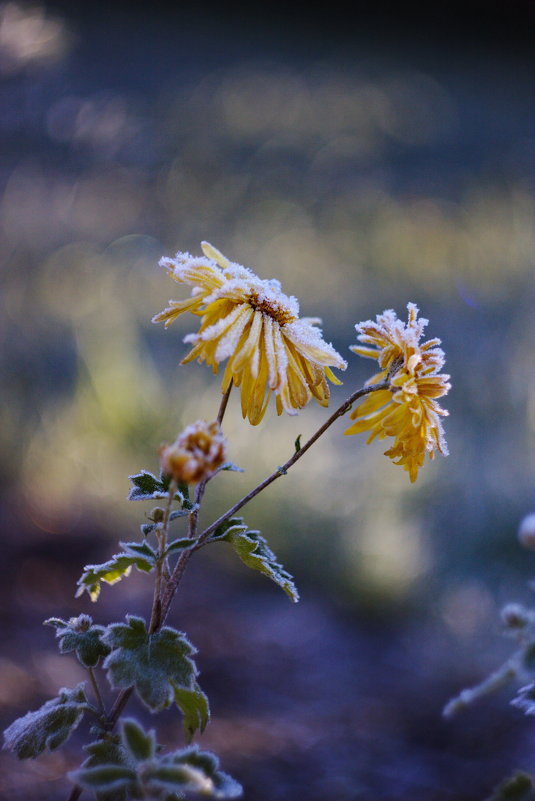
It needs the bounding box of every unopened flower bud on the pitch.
[519,514,535,551]
[69,614,92,632]
[159,420,227,485]
[150,507,165,523]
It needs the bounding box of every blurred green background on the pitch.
[0,3,534,800]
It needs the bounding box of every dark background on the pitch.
[1,2,534,799]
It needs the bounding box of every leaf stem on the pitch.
[149,479,177,634]
[87,667,105,716]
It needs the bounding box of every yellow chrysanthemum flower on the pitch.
[153,242,347,425]
[345,303,450,482]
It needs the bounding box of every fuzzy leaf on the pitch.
[71,764,135,790]
[173,681,210,743]
[74,721,242,799]
[220,520,299,603]
[160,745,243,798]
[122,718,156,761]
[102,616,199,712]
[45,617,110,668]
[77,736,133,801]
[486,772,535,801]
[3,684,88,759]
[76,551,155,602]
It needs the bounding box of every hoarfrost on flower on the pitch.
[346,302,451,482]
[153,242,347,425]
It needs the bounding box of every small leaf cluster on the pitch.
[71,719,242,800]
[45,615,111,667]
[102,616,209,741]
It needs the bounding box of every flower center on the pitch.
[248,291,297,326]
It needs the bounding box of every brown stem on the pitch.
[216,379,233,425]
[198,381,388,544]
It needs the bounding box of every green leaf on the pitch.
[102,616,200,713]
[211,517,246,541]
[141,522,157,537]
[3,684,88,759]
[173,681,210,743]
[219,519,299,603]
[161,745,243,798]
[486,772,535,801]
[45,616,110,668]
[74,721,242,800]
[165,538,195,557]
[122,719,156,761]
[128,470,170,501]
[70,764,135,791]
[120,541,158,560]
[294,434,302,453]
[77,735,133,801]
[76,551,155,602]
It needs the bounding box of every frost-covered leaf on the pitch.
[219,519,299,603]
[120,541,158,560]
[102,616,199,712]
[165,538,196,557]
[3,684,88,759]
[173,681,210,743]
[486,772,535,801]
[156,745,242,798]
[141,522,157,537]
[211,517,246,541]
[73,721,241,800]
[215,461,244,475]
[45,616,110,668]
[76,736,133,801]
[122,718,156,761]
[128,470,170,501]
[128,471,189,502]
[76,550,155,602]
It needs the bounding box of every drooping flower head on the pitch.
[159,420,227,485]
[345,303,451,482]
[153,242,347,425]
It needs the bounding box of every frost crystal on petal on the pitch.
[346,303,451,482]
[153,242,346,424]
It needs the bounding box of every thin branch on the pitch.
[198,381,388,543]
